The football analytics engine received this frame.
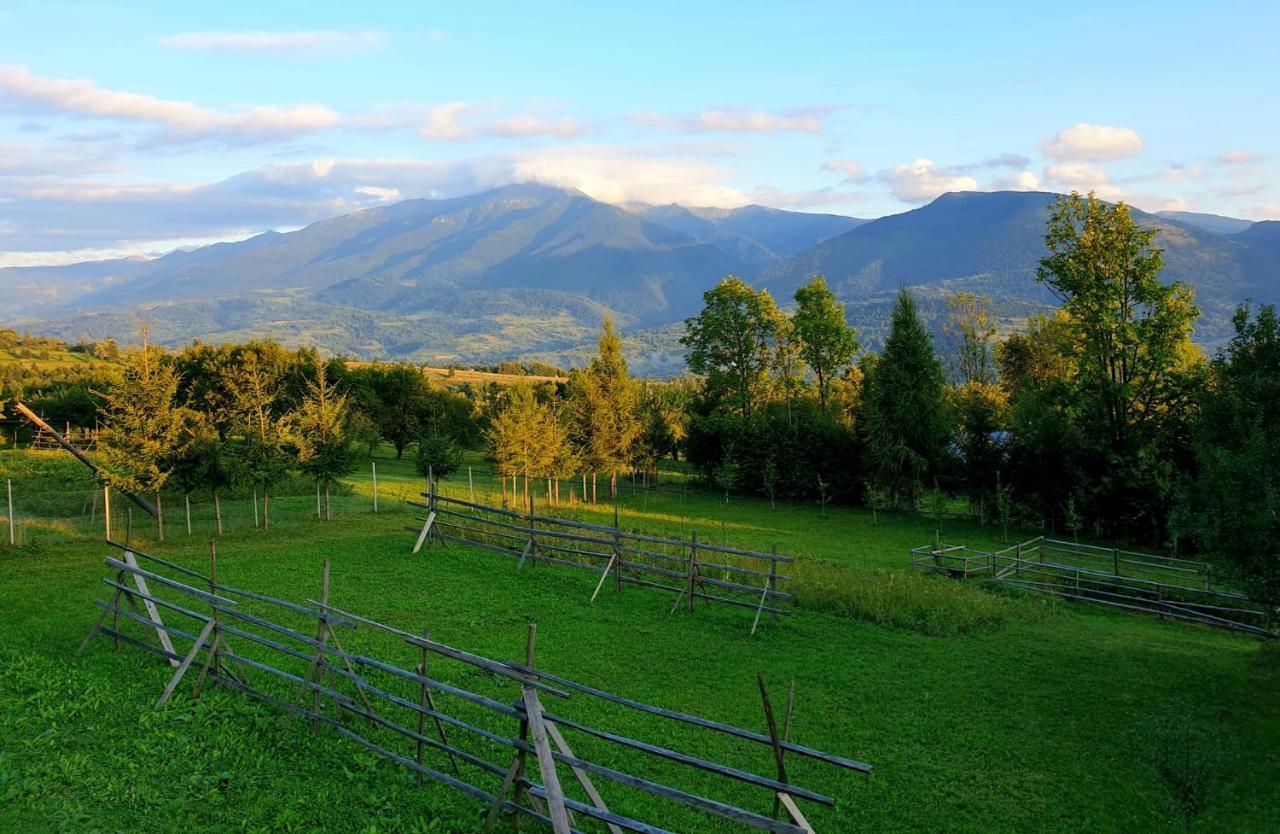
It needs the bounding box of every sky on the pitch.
[0,0,1277,266]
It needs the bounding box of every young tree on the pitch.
[862,289,950,508]
[487,382,565,508]
[416,426,463,487]
[98,340,189,541]
[792,276,859,412]
[567,318,641,500]
[682,276,784,423]
[293,361,357,520]
[229,352,292,529]
[943,292,997,385]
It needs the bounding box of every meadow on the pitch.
[0,448,1277,833]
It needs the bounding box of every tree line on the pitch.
[2,192,1274,598]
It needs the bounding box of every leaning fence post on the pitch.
[6,478,13,546]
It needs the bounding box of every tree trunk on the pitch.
[592,473,598,504]
[185,493,191,535]
[214,490,223,535]
[610,471,618,499]
[325,485,331,521]
[264,488,271,530]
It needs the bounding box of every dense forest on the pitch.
[2,193,1276,599]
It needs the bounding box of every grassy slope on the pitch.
[0,450,1277,833]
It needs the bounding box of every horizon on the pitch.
[1,1,1276,267]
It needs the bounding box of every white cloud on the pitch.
[990,170,1040,191]
[631,106,832,135]
[1255,203,1280,219]
[1042,123,1143,161]
[1045,162,1110,187]
[157,29,388,56]
[418,101,590,141]
[884,159,977,202]
[1159,197,1190,212]
[512,146,749,206]
[819,159,865,182]
[1219,149,1260,165]
[0,64,339,142]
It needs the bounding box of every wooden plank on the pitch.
[522,688,577,834]
[776,793,815,834]
[123,550,178,667]
[591,553,617,602]
[156,619,217,706]
[545,719,625,834]
[412,512,436,554]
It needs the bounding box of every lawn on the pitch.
[0,448,1277,833]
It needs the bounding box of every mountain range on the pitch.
[2,184,1275,375]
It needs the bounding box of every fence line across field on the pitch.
[410,490,794,632]
[910,536,1275,638]
[80,541,870,833]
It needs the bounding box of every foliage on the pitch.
[98,343,189,496]
[792,275,860,412]
[862,289,951,509]
[1035,191,1203,540]
[566,318,641,494]
[416,428,463,483]
[292,361,357,490]
[486,382,566,493]
[1176,303,1280,600]
[682,276,785,422]
[943,292,997,385]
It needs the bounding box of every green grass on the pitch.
[0,449,1277,832]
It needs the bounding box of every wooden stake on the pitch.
[522,688,572,834]
[544,719,624,834]
[6,478,13,546]
[591,554,616,602]
[214,491,222,535]
[156,492,163,542]
[372,462,379,513]
[123,549,177,666]
[185,494,192,536]
[104,485,111,541]
[253,489,260,528]
[468,466,474,503]
[156,619,217,706]
[415,627,461,780]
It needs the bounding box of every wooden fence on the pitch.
[910,537,1275,638]
[80,540,870,833]
[410,492,794,633]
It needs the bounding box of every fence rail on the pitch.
[909,537,1275,638]
[411,492,794,633]
[82,542,869,833]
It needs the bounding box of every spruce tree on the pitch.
[863,289,949,508]
[293,361,356,520]
[98,340,189,541]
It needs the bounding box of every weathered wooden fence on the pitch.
[81,540,870,833]
[911,537,1276,637]
[411,492,794,633]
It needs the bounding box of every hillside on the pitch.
[4,188,1277,370]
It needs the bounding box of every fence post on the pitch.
[468,466,474,503]
[1113,547,1120,577]
[372,462,379,513]
[253,490,260,528]
[770,545,779,626]
[428,466,436,550]
[104,485,112,541]
[613,504,623,593]
[6,478,13,546]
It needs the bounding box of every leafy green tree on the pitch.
[792,276,859,412]
[1037,191,1202,538]
[951,381,1009,520]
[98,341,189,541]
[371,365,435,458]
[862,289,950,508]
[682,276,784,423]
[567,318,641,500]
[293,361,357,520]
[1177,303,1280,600]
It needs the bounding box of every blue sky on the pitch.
[1,0,1276,265]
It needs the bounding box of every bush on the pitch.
[789,559,1014,636]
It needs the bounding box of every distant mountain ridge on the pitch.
[2,186,1276,374]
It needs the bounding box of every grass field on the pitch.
[1,449,1277,833]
